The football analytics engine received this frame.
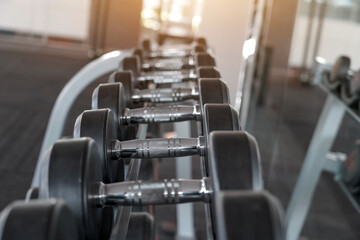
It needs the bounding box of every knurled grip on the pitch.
[99,178,212,206]
[132,88,198,103]
[121,105,201,124]
[112,137,205,159]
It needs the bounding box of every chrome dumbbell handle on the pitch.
[148,49,190,58]
[137,70,197,84]
[132,88,199,103]
[142,57,194,70]
[111,137,205,159]
[120,105,201,125]
[97,178,212,206]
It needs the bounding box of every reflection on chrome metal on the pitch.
[111,136,205,159]
[137,69,197,84]
[132,87,199,103]
[98,178,212,206]
[120,104,201,124]
[148,49,189,58]
[142,57,193,70]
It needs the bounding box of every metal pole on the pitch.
[175,121,195,240]
[301,0,316,70]
[286,93,346,240]
[310,0,327,72]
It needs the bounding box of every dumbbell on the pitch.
[92,81,231,139]
[38,131,265,240]
[107,74,226,108]
[341,69,360,107]
[134,43,208,71]
[0,199,78,240]
[121,53,217,85]
[141,37,208,59]
[134,43,207,72]
[74,103,240,183]
[323,55,351,91]
[75,103,236,237]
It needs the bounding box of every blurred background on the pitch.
[1,0,360,239]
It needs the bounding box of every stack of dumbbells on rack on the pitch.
[0,38,285,239]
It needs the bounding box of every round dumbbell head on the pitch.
[207,131,263,236]
[92,82,137,140]
[193,44,206,53]
[121,56,141,79]
[195,37,207,48]
[203,104,240,136]
[325,56,350,90]
[108,70,134,108]
[208,131,262,191]
[196,53,216,67]
[199,78,230,107]
[74,108,118,240]
[214,191,285,240]
[74,109,118,183]
[0,200,78,240]
[39,138,104,240]
[197,66,221,78]
[142,39,151,52]
[92,82,127,120]
[92,81,129,138]
[133,48,143,63]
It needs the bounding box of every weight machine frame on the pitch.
[286,61,360,240]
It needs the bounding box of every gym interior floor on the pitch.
[1,48,360,239]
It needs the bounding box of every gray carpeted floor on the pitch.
[0,49,89,209]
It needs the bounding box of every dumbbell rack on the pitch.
[285,61,360,240]
[31,50,197,239]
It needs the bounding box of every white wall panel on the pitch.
[0,0,91,40]
[198,0,252,105]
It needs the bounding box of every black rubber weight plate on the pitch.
[94,83,128,140]
[44,138,103,240]
[75,109,119,183]
[196,53,216,67]
[108,70,135,108]
[122,56,141,79]
[0,200,78,240]
[215,191,285,240]
[199,78,229,106]
[197,66,221,78]
[93,83,126,121]
[208,131,262,191]
[203,104,240,135]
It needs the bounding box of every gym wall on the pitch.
[198,0,252,105]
